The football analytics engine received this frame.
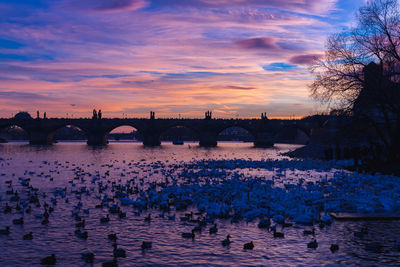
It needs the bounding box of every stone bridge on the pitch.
[0,112,320,147]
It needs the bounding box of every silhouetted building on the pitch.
[353,62,400,122]
[14,112,32,120]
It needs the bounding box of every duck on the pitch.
[303,228,315,235]
[330,244,339,252]
[354,230,366,238]
[192,225,202,233]
[100,214,110,223]
[273,229,284,238]
[209,224,218,234]
[81,252,95,263]
[222,235,232,246]
[141,241,152,249]
[75,220,85,228]
[75,229,88,240]
[41,218,49,225]
[44,209,49,219]
[3,203,12,213]
[113,243,126,258]
[12,217,24,225]
[180,216,189,222]
[282,222,293,227]
[365,242,382,253]
[181,230,195,239]
[144,214,151,222]
[258,219,271,229]
[102,259,118,267]
[108,233,117,242]
[0,226,10,235]
[307,239,318,249]
[40,254,56,265]
[25,206,32,214]
[23,232,33,240]
[243,241,254,250]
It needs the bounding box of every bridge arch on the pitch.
[107,125,141,141]
[217,126,255,142]
[274,125,310,145]
[49,124,88,142]
[159,123,200,144]
[0,124,29,142]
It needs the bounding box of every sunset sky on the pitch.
[0,0,366,119]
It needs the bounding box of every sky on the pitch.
[0,0,367,119]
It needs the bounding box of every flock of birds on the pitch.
[1,156,400,266]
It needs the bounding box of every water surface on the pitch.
[1,142,399,266]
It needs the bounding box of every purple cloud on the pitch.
[235,37,277,50]
[152,0,337,13]
[63,0,148,12]
[289,54,322,65]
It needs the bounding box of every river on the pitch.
[1,142,400,266]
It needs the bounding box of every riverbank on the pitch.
[285,143,400,176]
[284,143,327,160]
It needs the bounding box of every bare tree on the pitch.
[310,0,400,162]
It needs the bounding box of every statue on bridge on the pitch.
[150,111,155,120]
[261,112,268,120]
[98,110,102,119]
[92,109,97,120]
[205,110,212,120]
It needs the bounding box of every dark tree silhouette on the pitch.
[310,0,400,162]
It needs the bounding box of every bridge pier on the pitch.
[253,131,274,148]
[0,137,7,143]
[199,132,218,147]
[87,132,108,146]
[29,130,53,145]
[142,132,161,146]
